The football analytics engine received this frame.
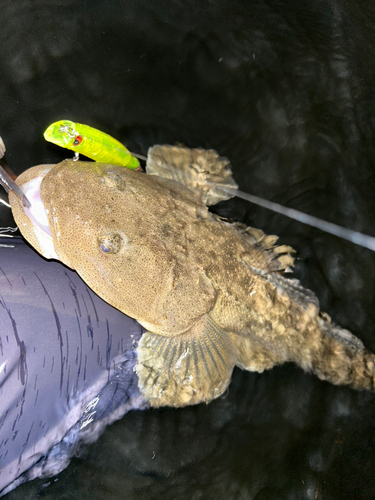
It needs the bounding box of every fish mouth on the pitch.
[22,176,52,235]
[9,164,60,260]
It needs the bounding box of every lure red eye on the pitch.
[73,135,83,146]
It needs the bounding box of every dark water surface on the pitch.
[1,1,375,498]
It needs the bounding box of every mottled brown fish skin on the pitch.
[10,159,375,407]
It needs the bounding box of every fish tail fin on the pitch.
[235,311,375,391]
[294,313,375,391]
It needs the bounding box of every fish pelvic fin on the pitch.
[136,315,238,407]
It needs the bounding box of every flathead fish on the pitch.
[9,147,375,408]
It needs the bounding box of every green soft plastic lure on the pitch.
[44,120,140,169]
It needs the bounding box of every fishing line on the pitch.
[150,158,375,252]
[0,226,17,247]
[0,226,18,236]
[205,182,375,252]
[0,198,11,208]
[130,151,148,161]
[1,129,374,252]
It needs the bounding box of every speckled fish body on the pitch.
[0,236,146,497]
[9,152,375,410]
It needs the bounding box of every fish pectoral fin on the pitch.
[146,145,238,206]
[136,315,237,407]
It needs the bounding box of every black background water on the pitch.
[1,0,375,498]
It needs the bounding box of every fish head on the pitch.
[9,160,196,325]
[10,158,144,272]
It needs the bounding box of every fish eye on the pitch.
[98,233,122,254]
[73,135,83,146]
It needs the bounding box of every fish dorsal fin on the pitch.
[232,222,295,274]
[146,145,238,206]
[136,315,238,407]
[266,273,319,314]
[237,224,318,319]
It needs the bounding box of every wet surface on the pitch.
[1,0,375,498]
[0,237,147,496]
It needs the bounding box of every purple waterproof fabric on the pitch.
[0,237,147,496]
